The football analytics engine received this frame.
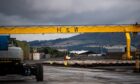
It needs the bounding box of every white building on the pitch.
[33,53,41,60]
[70,50,89,55]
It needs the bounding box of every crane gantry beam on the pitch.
[0,24,140,60]
[0,24,140,34]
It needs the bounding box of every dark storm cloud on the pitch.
[0,0,140,25]
[0,0,29,15]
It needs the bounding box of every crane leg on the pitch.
[125,33,131,60]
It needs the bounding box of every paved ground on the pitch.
[0,66,140,84]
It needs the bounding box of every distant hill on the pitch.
[29,33,140,50]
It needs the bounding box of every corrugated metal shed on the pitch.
[105,45,136,52]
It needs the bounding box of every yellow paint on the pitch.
[49,61,53,64]
[0,25,140,34]
[0,24,140,60]
[64,61,68,66]
[125,33,131,60]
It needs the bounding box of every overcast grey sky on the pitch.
[0,0,140,41]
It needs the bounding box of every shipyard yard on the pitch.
[0,1,140,84]
[0,65,139,84]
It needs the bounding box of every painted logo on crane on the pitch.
[57,27,78,33]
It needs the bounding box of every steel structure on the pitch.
[0,24,140,60]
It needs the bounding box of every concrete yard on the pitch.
[0,66,140,84]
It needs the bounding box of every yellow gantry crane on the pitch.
[0,24,140,60]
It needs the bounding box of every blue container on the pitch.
[0,35,10,50]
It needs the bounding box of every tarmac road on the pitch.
[0,66,140,84]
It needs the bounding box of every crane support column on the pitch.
[125,33,131,60]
